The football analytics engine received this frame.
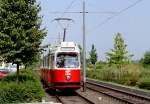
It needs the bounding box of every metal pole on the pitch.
[82,0,86,92]
[63,28,66,41]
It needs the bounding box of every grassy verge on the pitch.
[87,64,150,90]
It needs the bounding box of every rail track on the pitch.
[86,79,150,104]
[46,88,95,104]
[44,79,150,104]
[55,91,95,104]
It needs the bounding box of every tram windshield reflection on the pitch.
[56,53,79,68]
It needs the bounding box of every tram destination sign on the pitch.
[61,47,75,51]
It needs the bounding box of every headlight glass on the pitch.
[66,75,71,80]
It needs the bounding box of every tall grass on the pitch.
[87,64,150,90]
[137,67,150,90]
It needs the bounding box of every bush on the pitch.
[0,70,45,103]
[87,64,150,90]
[137,77,150,90]
[87,65,116,81]
[142,50,150,67]
[140,67,150,78]
[94,63,103,70]
[87,64,140,86]
[123,64,140,86]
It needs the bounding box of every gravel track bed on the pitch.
[45,89,61,103]
[87,79,150,98]
[56,90,92,104]
[87,79,150,104]
[76,88,127,104]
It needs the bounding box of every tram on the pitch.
[40,42,81,90]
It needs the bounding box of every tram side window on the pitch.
[50,56,54,69]
[42,57,44,67]
[43,57,45,67]
[43,58,45,67]
[47,56,49,68]
[46,56,48,68]
[45,57,46,68]
[44,56,47,68]
[48,55,50,69]
[40,59,43,68]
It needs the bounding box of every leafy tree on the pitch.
[24,52,41,69]
[89,44,97,65]
[141,50,150,67]
[0,0,46,81]
[106,33,133,68]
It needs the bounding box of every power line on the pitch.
[50,0,76,42]
[60,0,76,18]
[87,0,144,34]
[51,0,76,28]
[50,11,118,14]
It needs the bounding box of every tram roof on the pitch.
[50,42,79,54]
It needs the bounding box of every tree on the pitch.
[0,0,46,81]
[24,52,41,69]
[141,50,150,67]
[106,33,133,68]
[89,44,97,65]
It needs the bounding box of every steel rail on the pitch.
[55,91,94,104]
[55,95,65,104]
[75,91,95,104]
[86,84,135,104]
[87,79,150,104]
[54,90,94,104]
[87,79,150,100]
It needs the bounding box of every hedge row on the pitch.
[0,70,45,103]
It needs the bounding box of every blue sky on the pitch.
[38,0,150,60]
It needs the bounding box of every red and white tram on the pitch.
[40,42,81,90]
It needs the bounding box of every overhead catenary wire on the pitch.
[60,0,76,18]
[50,11,118,14]
[87,0,144,34]
[57,0,76,41]
[49,0,144,38]
[51,0,76,27]
[50,0,76,42]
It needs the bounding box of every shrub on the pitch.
[94,63,103,70]
[87,65,116,81]
[0,70,45,103]
[101,67,115,81]
[87,64,140,86]
[87,64,150,90]
[2,70,40,82]
[123,64,140,86]
[140,67,150,78]
[137,77,150,90]
[142,50,150,67]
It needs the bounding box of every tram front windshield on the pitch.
[56,53,79,68]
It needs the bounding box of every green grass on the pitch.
[87,64,150,90]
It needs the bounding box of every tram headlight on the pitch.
[66,75,71,80]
